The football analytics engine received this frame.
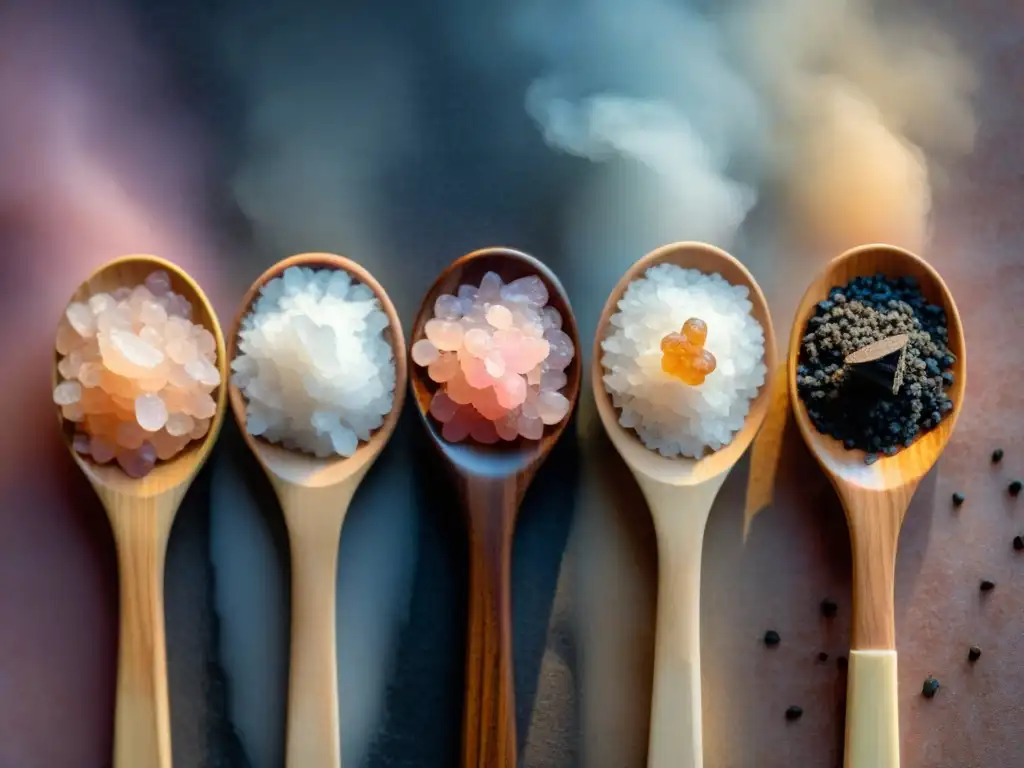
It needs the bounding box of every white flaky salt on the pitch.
[232,265,397,458]
[53,270,221,477]
[601,263,767,458]
[413,271,574,444]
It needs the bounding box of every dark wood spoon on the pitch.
[409,247,582,768]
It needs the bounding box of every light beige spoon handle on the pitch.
[639,476,725,768]
[107,499,177,768]
[277,482,359,768]
[845,650,900,768]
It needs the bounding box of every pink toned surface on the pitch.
[2,3,1023,768]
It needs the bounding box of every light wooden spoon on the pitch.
[593,241,778,768]
[787,243,966,768]
[227,253,407,768]
[52,254,228,768]
[409,247,582,768]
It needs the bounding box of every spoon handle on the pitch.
[107,501,176,768]
[641,479,721,768]
[462,478,518,768]
[845,650,900,768]
[281,496,348,768]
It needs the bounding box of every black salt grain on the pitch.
[1009,480,1022,497]
[1013,535,1023,551]
[922,677,940,698]
[968,646,982,662]
[980,579,996,592]
[764,630,781,647]
[785,706,803,721]
[820,598,838,618]
[992,448,1004,463]
[818,652,829,662]
[952,492,965,507]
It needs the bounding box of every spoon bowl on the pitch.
[227,252,407,768]
[409,246,581,768]
[592,241,777,768]
[52,253,228,768]
[787,243,965,768]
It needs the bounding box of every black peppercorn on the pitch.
[1009,480,1022,497]
[820,598,838,618]
[1013,535,1023,552]
[952,492,965,507]
[968,646,982,662]
[785,705,803,721]
[922,677,940,698]
[992,448,1004,463]
[764,630,781,647]
[980,579,996,592]
[818,651,829,662]
[836,655,848,670]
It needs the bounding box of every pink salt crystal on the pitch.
[53,381,82,406]
[140,325,163,348]
[495,372,527,410]
[521,390,540,420]
[425,319,464,352]
[80,386,112,415]
[434,294,463,320]
[470,385,507,421]
[78,362,104,388]
[194,329,216,357]
[441,407,473,442]
[185,358,220,388]
[501,276,548,307]
[517,413,544,440]
[526,365,542,386]
[66,302,96,337]
[457,284,477,302]
[189,418,211,440]
[165,412,194,437]
[536,390,570,425]
[486,305,513,330]
[446,372,476,405]
[494,413,520,441]
[90,435,117,464]
[135,394,169,432]
[483,350,506,378]
[540,370,567,391]
[113,286,132,302]
[145,270,172,296]
[62,404,85,422]
[151,430,181,460]
[167,337,198,365]
[117,446,156,478]
[462,328,490,358]
[544,329,575,370]
[110,329,165,371]
[140,300,167,327]
[541,307,562,330]
[411,339,440,366]
[73,433,92,455]
[55,322,80,355]
[461,354,495,390]
[429,391,459,423]
[187,393,217,420]
[428,353,460,383]
[470,417,499,445]
[88,293,116,316]
[478,272,503,302]
[116,420,146,450]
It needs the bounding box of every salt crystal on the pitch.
[536,391,570,425]
[73,433,92,455]
[463,328,490,358]
[486,305,513,330]
[479,272,503,302]
[111,330,165,370]
[434,294,463,320]
[91,436,117,464]
[117,446,156,478]
[53,381,82,406]
[429,391,459,423]
[116,420,146,449]
[425,319,464,352]
[428,353,460,383]
[145,270,172,296]
[518,414,544,440]
[66,302,96,338]
[329,427,358,457]
[185,358,221,388]
[62,403,85,422]
[166,412,194,437]
[135,394,169,432]
[501,276,548,307]
[412,339,440,366]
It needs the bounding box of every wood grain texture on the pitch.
[786,243,966,768]
[591,242,778,768]
[227,253,407,768]
[409,247,581,768]
[52,254,229,768]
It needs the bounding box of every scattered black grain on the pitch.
[864,453,879,466]
[820,598,838,618]
[992,448,1004,463]
[1009,480,1022,497]
[980,579,996,592]
[785,706,804,721]
[922,677,940,698]
[952,492,965,507]
[1013,535,1024,552]
[818,652,829,662]
[836,655,848,670]
[795,274,955,455]
[764,630,781,647]
[968,646,982,662]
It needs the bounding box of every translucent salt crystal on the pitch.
[117,445,156,478]
[434,294,463,320]
[541,307,562,330]
[53,381,82,406]
[140,326,162,347]
[326,269,352,297]
[145,270,172,296]
[501,276,548,307]
[66,302,96,338]
[62,403,85,422]
[457,284,477,302]
[97,306,131,334]
[116,420,146,450]
[428,353,460,383]
[185,358,221,388]
[526,366,542,386]
[139,300,168,328]
[329,427,358,457]
[494,413,520,441]
[167,293,192,319]
[536,391,570,425]
[495,373,527,409]
[187,393,217,419]
[471,385,506,421]
[463,328,490,358]
[111,329,165,370]
[58,351,81,380]
[425,319,464,352]
[189,418,211,440]
[486,305,513,330]
[411,339,440,366]
[540,370,567,391]
[194,329,216,357]
[544,329,575,370]
[517,414,544,440]
[478,272,503,302]
[247,410,268,436]
[446,372,475,405]
[135,394,168,432]
[87,293,116,316]
[55,322,81,355]
[151,430,181,460]
[441,408,473,443]
[138,371,169,393]
[483,350,506,378]
[429,391,460,423]
[167,337,198,365]
[91,436,117,464]
[78,362,104,388]
[72,433,91,455]
[166,412,194,437]
[470,417,499,445]
[461,355,494,390]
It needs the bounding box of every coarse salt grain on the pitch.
[414,271,574,443]
[232,265,397,458]
[601,263,767,458]
[53,270,221,477]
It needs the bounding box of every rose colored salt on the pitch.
[413,271,574,443]
[52,270,220,477]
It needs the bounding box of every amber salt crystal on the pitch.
[661,317,716,386]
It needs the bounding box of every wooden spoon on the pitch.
[409,247,581,768]
[787,243,966,768]
[52,254,228,768]
[592,241,778,768]
[227,253,407,768]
